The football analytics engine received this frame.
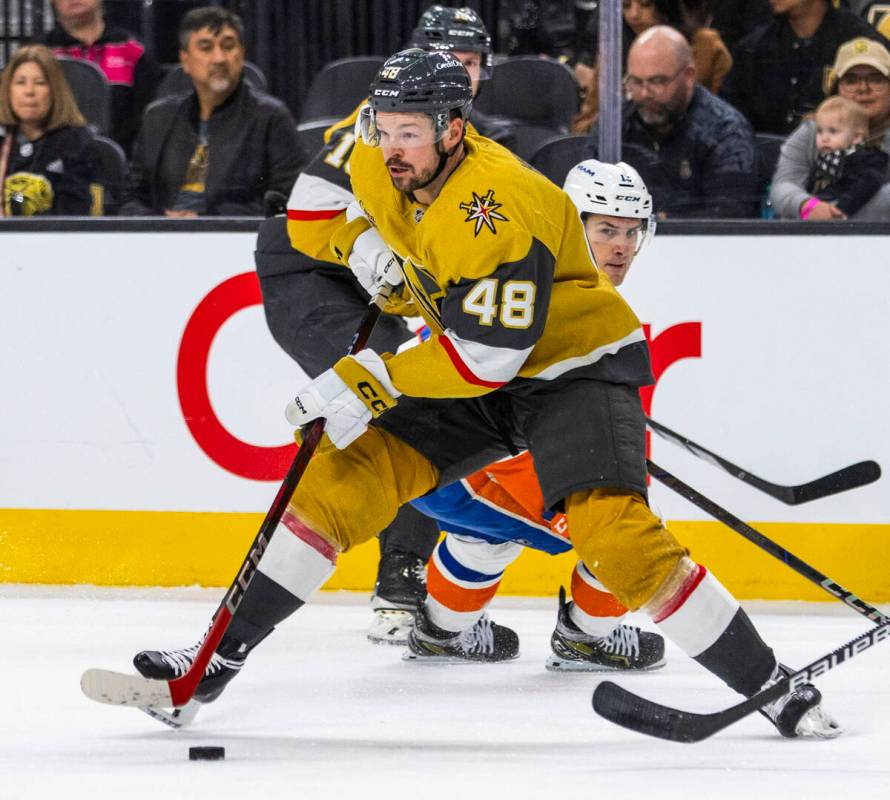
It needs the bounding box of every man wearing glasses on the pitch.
[585,26,758,218]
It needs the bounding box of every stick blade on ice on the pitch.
[592,681,721,743]
[81,668,173,708]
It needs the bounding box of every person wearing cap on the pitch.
[720,0,888,135]
[770,36,890,220]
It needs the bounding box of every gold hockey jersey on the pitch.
[340,128,652,399]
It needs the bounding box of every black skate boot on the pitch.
[545,587,666,672]
[133,632,256,704]
[758,663,842,738]
[404,604,519,663]
[368,551,428,646]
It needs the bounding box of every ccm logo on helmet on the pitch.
[374,89,400,97]
[615,195,640,202]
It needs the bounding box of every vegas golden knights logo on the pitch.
[459,189,509,236]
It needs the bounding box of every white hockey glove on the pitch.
[349,225,404,295]
[285,351,401,450]
[332,202,404,295]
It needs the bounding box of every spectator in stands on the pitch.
[120,7,302,217]
[719,0,889,135]
[0,45,97,216]
[572,0,732,133]
[33,0,161,155]
[709,0,772,51]
[770,37,890,220]
[585,25,758,217]
[799,95,889,218]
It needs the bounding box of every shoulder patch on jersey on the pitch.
[459,189,509,237]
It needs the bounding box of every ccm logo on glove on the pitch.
[357,381,390,416]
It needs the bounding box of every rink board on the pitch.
[1,228,888,599]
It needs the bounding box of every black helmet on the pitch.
[410,6,493,77]
[361,48,472,147]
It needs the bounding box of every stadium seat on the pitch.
[755,132,786,192]
[296,120,334,162]
[156,61,268,97]
[299,56,385,125]
[473,57,580,132]
[528,134,588,187]
[57,55,111,135]
[88,134,128,216]
[754,132,787,216]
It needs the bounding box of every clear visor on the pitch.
[586,216,655,256]
[358,105,449,149]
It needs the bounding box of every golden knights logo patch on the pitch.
[459,189,508,236]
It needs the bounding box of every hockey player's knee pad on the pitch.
[289,426,439,552]
[565,487,686,610]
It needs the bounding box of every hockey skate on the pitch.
[758,663,842,739]
[403,605,519,663]
[133,634,252,704]
[368,551,427,646]
[545,587,666,672]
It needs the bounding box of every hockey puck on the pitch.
[189,746,225,761]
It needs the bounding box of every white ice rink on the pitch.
[4,585,890,800]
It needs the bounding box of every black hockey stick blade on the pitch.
[592,679,784,743]
[646,416,881,504]
[593,617,890,743]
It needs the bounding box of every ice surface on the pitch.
[4,585,890,799]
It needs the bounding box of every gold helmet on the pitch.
[4,171,54,216]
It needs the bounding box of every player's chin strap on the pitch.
[413,123,467,192]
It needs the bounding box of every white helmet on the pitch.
[563,159,655,254]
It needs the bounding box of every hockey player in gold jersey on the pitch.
[135,49,839,738]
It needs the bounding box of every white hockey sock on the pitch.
[425,533,522,632]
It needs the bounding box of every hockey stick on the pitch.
[593,617,890,742]
[81,291,388,709]
[646,416,881,505]
[646,460,888,624]
[591,459,889,741]
[138,700,201,729]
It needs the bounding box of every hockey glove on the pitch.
[331,205,404,295]
[285,351,401,450]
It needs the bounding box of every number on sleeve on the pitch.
[323,132,356,170]
[462,278,499,326]
[462,278,536,329]
[501,281,536,329]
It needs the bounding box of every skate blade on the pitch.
[81,668,173,707]
[795,706,844,739]
[402,650,520,664]
[544,653,667,673]
[139,700,201,729]
[367,609,414,646]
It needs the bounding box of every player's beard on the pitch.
[386,157,438,193]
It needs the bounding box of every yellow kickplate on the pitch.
[1,508,889,601]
